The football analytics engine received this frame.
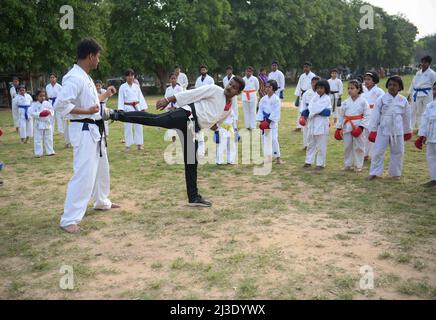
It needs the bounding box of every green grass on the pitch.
[0,75,435,299]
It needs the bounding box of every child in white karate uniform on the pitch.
[335,80,370,172]
[415,82,436,188]
[299,76,320,150]
[28,89,55,157]
[362,71,385,160]
[164,73,184,143]
[215,109,237,165]
[13,86,33,144]
[367,76,412,180]
[304,80,332,169]
[256,80,282,164]
[242,66,260,130]
[328,68,343,125]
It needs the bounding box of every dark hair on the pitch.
[18,85,26,90]
[95,80,103,85]
[49,73,57,78]
[386,75,404,91]
[232,76,245,93]
[364,71,380,84]
[174,64,181,69]
[12,76,19,81]
[199,65,208,70]
[356,75,364,83]
[260,67,266,72]
[246,66,254,72]
[303,62,312,67]
[433,81,436,88]
[125,68,135,76]
[267,79,279,92]
[348,80,363,94]
[225,65,233,71]
[35,88,46,99]
[169,72,177,79]
[311,76,321,82]
[77,38,102,60]
[331,68,338,73]
[421,56,432,64]
[271,60,279,66]
[315,79,330,94]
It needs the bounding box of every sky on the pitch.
[366,0,436,38]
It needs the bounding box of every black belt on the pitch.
[331,91,339,94]
[188,103,201,133]
[70,119,107,157]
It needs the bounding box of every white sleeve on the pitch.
[369,97,382,132]
[418,105,429,137]
[339,80,343,96]
[294,77,301,96]
[175,85,221,107]
[255,98,265,122]
[269,98,281,123]
[28,103,39,118]
[54,77,81,117]
[279,72,285,93]
[361,99,371,129]
[118,85,125,110]
[137,85,148,110]
[254,77,260,91]
[402,100,412,134]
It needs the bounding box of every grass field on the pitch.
[0,75,435,300]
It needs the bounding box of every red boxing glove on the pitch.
[415,137,424,150]
[368,131,377,143]
[299,116,306,127]
[0,129,3,137]
[404,133,412,141]
[259,121,270,131]
[351,127,363,138]
[334,128,343,141]
[39,110,50,117]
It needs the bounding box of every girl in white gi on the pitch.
[335,80,370,172]
[328,68,343,125]
[362,71,385,160]
[95,80,110,137]
[242,66,260,130]
[215,109,237,165]
[13,86,33,144]
[164,73,184,142]
[174,65,189,91]
[28,89,55,157]
[299,76,320,150]
[10,76,20,132]
[294,62,316,131]
[408,56,436,131]
[367,76,412,181]
[118,69,148,152]
[54,38,119,233]
[223,65,238,128]
[415,82,436,188]
[303,80,332,170]
[268,61,285,100]
[256,80,282,164]
[46,74,63,133]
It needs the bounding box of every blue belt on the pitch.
[49,97,57,105]
[413,88,432,102]
[262,111,271,121]
[18,105,30,120]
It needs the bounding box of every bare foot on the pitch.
[60,224,80,234]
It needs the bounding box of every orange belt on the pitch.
[243,90,257,101]
[344,115,364,130]
[369,104,374,109]
[125,101,139,110]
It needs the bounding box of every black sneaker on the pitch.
[188,196,212,207]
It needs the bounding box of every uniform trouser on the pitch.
[411,96,432,130]
[64,120,70,144]
[60,124,112,227]
[55,111,65,134]
[306,134,329,166]
[216,129,236,164]
[343,132,366,169]
[242,101,257,129]
[330,94,340,119]
[19,117,33,139]
[427,143,436,180]
[369,134,404,177]
[263,128,280,158]
[12,105,19,128]
[302,126,309,147]
[114,109,200,202]
[364,128,373,157]
[34,128,54,156]
[124,122,144,147]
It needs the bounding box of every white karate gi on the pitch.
[194,75,215,156]
[177,72,189,91]
[118,82,148,147]
[10,86,19,128]
[54,64,113,227]
[28,100,55,156]
[408,68,436,129]
[97,88,110,136]
[13,93,33,139]
[216,109,237,165]
[300,88,316,147]
[268,70,285,98]
[369,93,412,177]
[337,96,370,169]
[242,76,260,129]
[164,84,184,139]
[295,71,316,128]
[419,101,436,180]
[223,74,238,126]
[328,78,343,119]
[305,93,331,167]
[46,83,64,133]
[195,74,214,89]
[256,94,281,158]
[362,85,385,157]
